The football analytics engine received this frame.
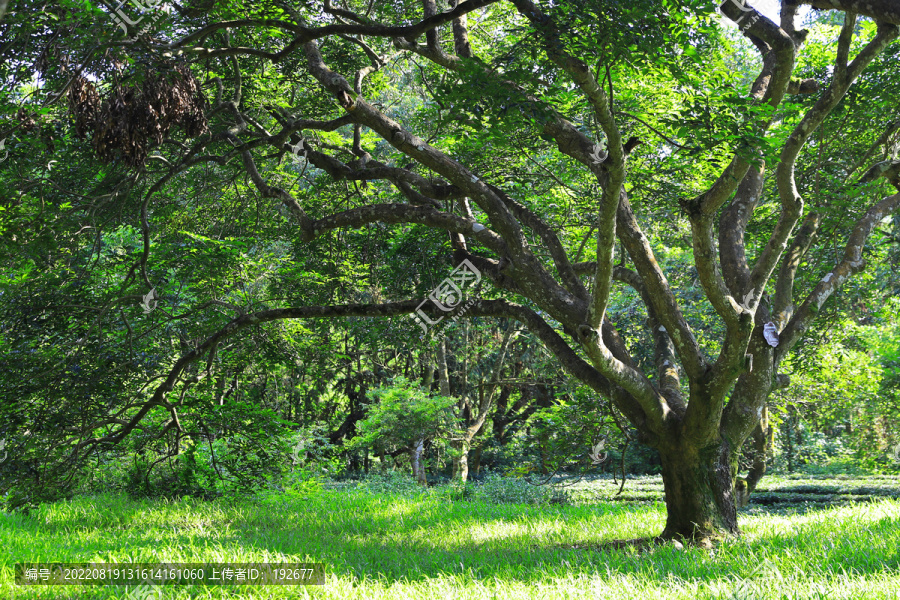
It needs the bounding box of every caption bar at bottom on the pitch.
[15,563,325,586]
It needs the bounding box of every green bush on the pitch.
[357,470,427,497]
[429,480,475,502]
[285,425,346,480]
[349,376,456,459]
[472,474,570,506]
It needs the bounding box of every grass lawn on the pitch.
[1,475,899,599]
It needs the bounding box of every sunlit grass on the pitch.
[1,477,899,599]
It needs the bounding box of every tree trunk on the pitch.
[470,445,483,476]
[452,440,470,483]
[410,438,427,485]
[658,440,739,544]
[538,431,549,475]
[736,407,772,507]
[785,415,795,473]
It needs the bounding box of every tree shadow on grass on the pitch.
[6,491,899,589]
[225,492,900,586]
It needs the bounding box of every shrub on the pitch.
[357,470,427,497]
[349,376,456,458]
[472,474,570,505]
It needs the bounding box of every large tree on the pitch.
[2,0,900,543]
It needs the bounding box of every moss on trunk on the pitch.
[659,439,740,544]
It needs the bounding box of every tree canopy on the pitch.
[1,0,899,543]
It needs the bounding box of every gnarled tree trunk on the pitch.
[659,440,739,543]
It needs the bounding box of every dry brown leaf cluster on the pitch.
[68,64,208,168]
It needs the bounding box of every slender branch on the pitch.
[845,119,900,183]
[777,192,900,362]
[312,203,508,254]
[164,0,501,52]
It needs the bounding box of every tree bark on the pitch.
[470,445,483,476]
[452,439,470,482]
[658,440,739,544]
[736,408,772,507]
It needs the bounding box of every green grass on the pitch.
[2,476,900,599]
[562,473,900,510]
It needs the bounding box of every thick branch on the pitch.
[486,184,588,300]
[240,149,315,240]
[510,0,624,330]
[73,298,638,450]
[311,203,508,254]
[302,39,586,328]
[719,160,766,295]
[616,200,708,381]
[613,266,685,408]
[700,0,797,217]
[796,0,900,25]
[449,0,474,58]
[777,193,900,361]
[773,212,820,328]
[760,20,899,304]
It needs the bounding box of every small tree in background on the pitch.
[350,376,456,485]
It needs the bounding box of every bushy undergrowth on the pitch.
[471,473,570,505]
[356,470,429,496]
[327,470,571,506]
